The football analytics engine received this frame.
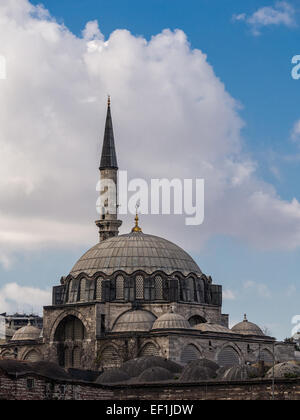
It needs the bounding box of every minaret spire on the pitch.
[95,97,122,242]
[99,96,118,170]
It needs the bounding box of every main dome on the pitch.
[70,231,202,277]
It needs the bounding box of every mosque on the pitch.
[0,99,294,369]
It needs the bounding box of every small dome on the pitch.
[11,324,41,342]
[220,365,260,381]
[137,367,174,383]
[180,360,217,382]
[152,312,191,330]
[194,323,233,334]
[112,310,156,332]
[122,356,182,378]
[96,368,130,384]
[266,362,300,379]
[231,315,264,336]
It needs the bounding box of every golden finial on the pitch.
[107,95,111,107]
[132,201,142,232]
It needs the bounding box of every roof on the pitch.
[11,324,41,342]
[0,360,71,381]
[152,312,191,330]
[231,315,264,337]
[99,99,118,170]
[122,356,182,377]
[137,367,173,383]
[194,323,233,334]
[112,310,156,333]
[70,231,202,277]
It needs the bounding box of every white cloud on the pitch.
[0,283,51,315]
[244,280,272,298]
[291,119,300,141]
[0,0,299,269]
[233,2,296,35]
[223,289,236,300]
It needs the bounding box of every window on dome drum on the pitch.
[155,276,163,300]
[80,278,86,302]
[96,277,103,301]
[217,347,240,367]
[124,278,135,302]
[187,278,195,302]
[180,344,201,364]
[195,278,205,303]
[180,279,189,301]
[136,275,144,299]
[68,278,80,303]
[86,280,95,301]
[116,275,125,300]
[144,277,155,300]
[188,315,207,327]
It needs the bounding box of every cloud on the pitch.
[0,283,51,315]
[233,2,296,35]
[223,289,236,301]
[244,281,272,298]
[291,119,300,142]
[0,0,300,269]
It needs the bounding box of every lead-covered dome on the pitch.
[152,312,191,330]
[70,231,202,277]
[231,315,264,336]
[11,324,41,342]
[112,310,156,332]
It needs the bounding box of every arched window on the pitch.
[260,349,274,364]
[86,280,95,301]
[195,278,205,303]
[124,278,135,301]
[55,316,86,342]
[144,277,155,301]
[80,278,86,302]
[116,275,124,300]
[217,347,240,367]
[187,277,195,302]
[155,276,163,300]
[180,344,201,364]
[180,279,189,301]
[188,315,207,327]
[23,350,42,362]
[54,316,86,368]
[136,275,144,299]
[96,277,103,301]
[68,279,79,303]
[100,346,122,369]
[139,342,159,357]
[73,347,81,368]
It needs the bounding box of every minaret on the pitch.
[95,97,122,242]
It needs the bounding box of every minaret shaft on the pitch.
[95,98,122,242]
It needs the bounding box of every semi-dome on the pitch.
[152,311,191,330]
[231,315,264,336]
[70,231,202,277]
[112,310,156,333]
[11,324,41,342]
[194,323,233,334]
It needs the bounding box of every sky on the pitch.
[0,0,300,340]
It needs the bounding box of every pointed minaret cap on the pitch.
[99,96,118,170]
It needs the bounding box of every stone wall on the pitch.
[1,370,300,400]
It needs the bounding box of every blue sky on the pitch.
[1,0,300,340]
